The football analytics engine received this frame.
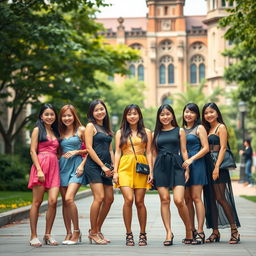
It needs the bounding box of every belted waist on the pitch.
[210,145,220,151]
[38,151,56,155]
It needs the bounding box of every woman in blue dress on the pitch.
[59,105,87,245]
[182,103,209,244]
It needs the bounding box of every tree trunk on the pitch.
[4,135,13,154]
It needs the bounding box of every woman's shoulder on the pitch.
[145,128,151,134]
[78,125,86,132]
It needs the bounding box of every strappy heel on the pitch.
[126,232,135,246]
[206,231,220,243]
[229,228,240,244]
[98,232,110,243]
[66,230,82,245]
[43,234,58,246]
[62,233,72,245]
[138,233,147,246]
[88,230,107,245]
[29,237,42,247]
[191,232,205,245]
[163,233,174,246]
[182,229,197,243]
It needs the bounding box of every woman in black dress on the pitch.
[202,102,240,244]
[84,100,114,245]
[152,104,193,246]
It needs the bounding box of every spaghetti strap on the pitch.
[214,124,221,134]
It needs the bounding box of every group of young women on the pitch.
[28,100,241,247]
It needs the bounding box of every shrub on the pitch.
[0,154,30,191]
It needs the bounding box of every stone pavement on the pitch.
[0,191,256,256]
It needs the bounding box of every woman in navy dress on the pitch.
[84,100,114,245]
[59,105,87,245]
[182,103,209,244]
[202,102,240,244]
[152,104,193,246]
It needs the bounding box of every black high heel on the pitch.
[229,228,240,244]
[138,233,147,246]
[126,232,135,246]
[206,231,220,243]
[191,232,205,245]
[182,229,197,243]
[163,233,174,246]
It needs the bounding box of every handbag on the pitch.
[100,163,114,179]
[129,136,150,175]
[210,143,236,169]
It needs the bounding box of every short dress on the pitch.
[153,127,185,188]
[84,124,113,186]
[59,133,87,186]
[184,126,208,186]
[116,135,151,189]
[28,137,60,189]
[203,131,241,229]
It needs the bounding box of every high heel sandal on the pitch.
[88,230,107,245]
[66,230,82,245]
[229,228,240,244]
[43,234,58,246]
[138,233,147,246]
[163,233,174,246]
[98,232,110,243]
[62,233,72,245]
[29,237,42,247]
[191,232,205,245]
[182,229,197,243]
[205,231,220,243]
[126,232,135,246]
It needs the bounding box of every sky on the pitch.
[97,0,207,18]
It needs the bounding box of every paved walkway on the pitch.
[0,191,256,256]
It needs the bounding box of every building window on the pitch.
[159,55,174,85]
[164,6,168,15]
[190,55,205,84]
[162,97,173,105]
[168,64,174,84]
[129,64,135,78]
[221,0,226,7]
[130,43,143,50]
[192,42,203,50]
[138,65,144,81]
[160,64,166,84]
[199,63,205,82]
[160,40,172,51]
[190,64,197,84]
[212,0,215,9]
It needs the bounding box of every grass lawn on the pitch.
[0,186,90,213]
[240,195,256,203]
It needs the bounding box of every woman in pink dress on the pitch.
[28,103,60,247]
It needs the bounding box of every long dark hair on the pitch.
[152,104,178,151]
[35,103,59,142]
[119,104,147,147]
[202,102,226,133]
[87,99,112,135]
[182,103,201,127]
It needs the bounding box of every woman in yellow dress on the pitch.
[113,104,153,246]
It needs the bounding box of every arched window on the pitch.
[130,43,143,50]
[162,97,173,105]
[199,63,205,82]
[190,64,197,84]
[160,40,172,51]
[168,64,174,84]
[138,65,144,81]
[129,64,135,78]
[160,64,166,84]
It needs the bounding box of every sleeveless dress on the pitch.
[84,124,113,186]
[184,126,208,186]
[116,135,151,189]
[59,133,87,186]
[153,127,185,188]
[28,137,60,189]
[203,127,241,229]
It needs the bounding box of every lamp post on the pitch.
[238,101,247,183]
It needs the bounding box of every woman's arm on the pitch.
[85,123,111,175]
[113,130,122,184]
[180,128,189,183]
[152,132,157,165]
[145,128,153,183]
[30,127,45,183]
[182,125,209,169]
[212,124,227,180]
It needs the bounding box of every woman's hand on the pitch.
[37,169,45,183]
[182,158,193,169]
[184,168,190,183]
[76,165,84,177]
[113,173,119,184]
[63,150,78,159]
[147,173,153,184]
[212,166,219,181]
[101,165,113,177]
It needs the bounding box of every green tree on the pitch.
[0,0,138,153]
